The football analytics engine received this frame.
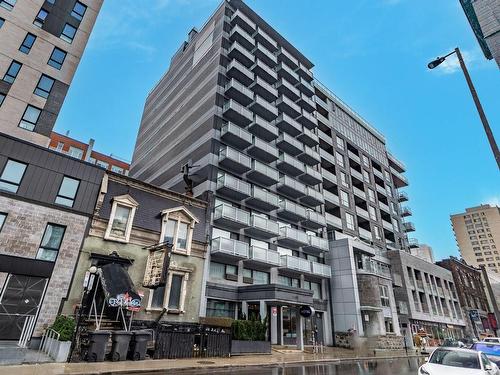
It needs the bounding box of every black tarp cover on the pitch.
[98,263,142,311]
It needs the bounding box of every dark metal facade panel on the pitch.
[0,254,55,278]
[0,134,104,216]
[41,0,82,40]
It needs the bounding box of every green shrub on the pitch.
[50,315,75,342]
[231,317,267,341]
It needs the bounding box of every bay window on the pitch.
[104,194,138,243]
[160,207,198,255]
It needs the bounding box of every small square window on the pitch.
[34,9,49,28]
[19,105,41,131]
[3,60,22,84]
[47,0,55,3]
[48,47,67,70]
[68,146,83,159]
[34,75,55,99]
[55,176,80,207]
[60,23,77,43]
[0,0,16,11]
[71,1,87,21]
[111,165,124,174]
[19,33,36,54]
[0,159,27,193]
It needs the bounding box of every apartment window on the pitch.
[368,206,377,221]
[336,136,344,150]
[33,9,49,28]
[71,1,87,21]
[19,33,36,54]
[374,226,382,240]
[96,160,109,169]
[167,274,183,309]
[160,208,197,254]
[34,75,55,99]
[148,271,188,312]
[243,268,269,285]
[60,23,77,43]
[335,151,344,167]
[111,165,124,174]
[392,218,400,232]
[19,105,41,131]
[340,190,349,207]
[278,275,299,288]
[48,47,67,70]
[210,262,237,281]
[47,0,55,3]
[36,224,66,261]
[3,60,22,84]
[104,195,138,242]
[0,213,6,232]
[340,172,349,188]
[0,160,27,193]
[380,285,390,307]
[362,170,371,183]
[0,93,5,107]
[303,280,322,299]
[55,176,79,207]
[362,154,370,167]
[68,146,83,159]
[345,212,355,230]
[367,188,375,203]
[0,0,16,11]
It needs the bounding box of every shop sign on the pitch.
[271,307,278,317]
[108,292,141,311]
[470,309,480,321]
[299,305,315,318]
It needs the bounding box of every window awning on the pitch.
[98,263,142,311]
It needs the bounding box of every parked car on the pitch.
[418,347,500,375]
[484,338,500,344]
[441,338,466,348]
[472,342,500,365]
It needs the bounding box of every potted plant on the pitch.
[231,317,271,355]
[41,315,75,362]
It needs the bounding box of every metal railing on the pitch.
[17,314,36,348]
[38,328,60,358]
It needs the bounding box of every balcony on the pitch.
[229,24,255,51]
[228,41,254,68]
[315,96,329,112]
[350,168,363,182]
[246,186,280,211]
[359,227,372,241]
[323,190,340,207]
[296,127,319,147]
[382,220,393,232]
[225,78,254,106]
[250,76,278,102]
[296,93,316,113]
[253,42,277,68]
[316,112,330,127]
[276,133,303,156]
[223,100,253,125]
[379,201,390,214]
[244,215,280,239]
[296,62,313,82]
[311,262,332,278]
[248,246,281,267]
[373,168,384,180]
[276,78,300,101]
[213,204,249,230]
[408,238,419,248]
[296,109,317,129]
[376,184,387,196]
[296,77,314,97]
[249,95,278,121]
[230,9,256,34]
[221,122,252,149]
[251,59,277,84]
[275,112,302,136]
[280,254,310,273]
[355,206,369,220]
[276,62,299,85]
[277,199,307,222]
[276,153,305,176]
[276,227,309,248]
[322,169,337,185]
[302,210,327,229]
[401,206,412,217]
[246,160,279,186]
[276,95,302,118]
[391,167,409,188]
[353,186,366,200]
[300,186,324,207]
[297,146,321,166]
[278,47,299,69]
[398,191,409,202]
[303,235,329,253]
[348,150,361,164]
[253,27,278,52]
[248,114,278,141]
[211,236,249,260]
[299,165,322,185]
[218,146,252,174]
[326,212,342,229]
[227,59,254,86]
[247,137,279,162]
[403,221,415,232]
[277,175,306,199]
[320,148,336,167]
[216,173,251,200]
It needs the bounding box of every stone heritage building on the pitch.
[437,257,499,338]
[0,0,103,146]
[63,172,209,328]
[388,250,466,346]
[0,133,104,344]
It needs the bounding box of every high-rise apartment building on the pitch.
[0,0,103,146]
[451,204,500,274]
[131,0,412,349]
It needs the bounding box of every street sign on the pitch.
[271,307,277,317]
[299,305,315,318]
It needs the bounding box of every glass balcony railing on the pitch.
[249,246,280,266]
[214,204,250,227]
[280,254,311,273]
[211,237,249,258]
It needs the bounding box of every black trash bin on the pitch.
[110,331,133,361]
[87,330,110,362]
[128,330,151,361]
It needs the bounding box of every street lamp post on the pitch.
[428,47,500,170]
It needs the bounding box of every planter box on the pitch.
[231,340,271,355]
[44,337,72,362]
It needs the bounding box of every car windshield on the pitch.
[429,349,480,369]
[474,343,500,357]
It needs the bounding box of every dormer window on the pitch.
[160,207,199,255]
[104,194,138,243]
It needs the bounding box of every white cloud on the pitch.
[485,196,500,207]
[428,48,489,75]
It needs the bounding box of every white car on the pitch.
[418,347,500,375]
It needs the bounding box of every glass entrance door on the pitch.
[0,274,47,340]
[282,306,297,345]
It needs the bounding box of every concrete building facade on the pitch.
[0,133,104,344]
[0,0,103,146]
[410,244,435,263]
[451,204,500,274]
[388,250,466,346]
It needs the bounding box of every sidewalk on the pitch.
[0,348,424,375]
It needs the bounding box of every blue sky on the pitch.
[55,0,499,260]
